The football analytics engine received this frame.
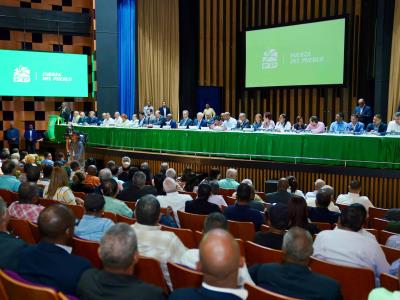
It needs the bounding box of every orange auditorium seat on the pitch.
[228,220,255,241]
[244,241,283,266]
[371,218,390,231]
[381,245,400,264]
[380,273,400,292]
[72,237,102,269]
[218,189,236,197]
[123,201,136,211]
[116,214,136,224]
[311,222,332,231]
[369,207,388,220]
[28,221,40,243]
[379,230,397,245]
[134,256,169,294]
[167,262,202,290]
[102,211,118,222]
[245,283,299,300]
[72,192,86,200]
[161,225,197,249]
[0,189,18,206]
[225,196,236,206]
[177,211,206,232]
[67,204,84,219]
[9,218,37,244]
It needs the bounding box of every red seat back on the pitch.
[379,230,397,245]
[134,256,169,294]
[218,189,236,197]
[309,257,375,300]
[167,262,202,290]
[370,218,390,231]
[116,214,136,224]
[380,273,400,291]
[28,221,40,243]
[381,245,400,264]
[369,207,388,220]
[245,283,300,300]
[311,222,332,231]
[0,189,18,206]
[228,220,255,241]
[72,237,102,268]
[9,218,37,244]
[177,211,206,232]
[102,211,117,222]
[66,204,84,219]
[244,241,283,266]
[161,225,197,249]
[122,201,136,211]
[224,196,236,206]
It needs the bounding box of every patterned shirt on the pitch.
[43,186,76,205]
[8,202,45,223]
[131,223,188,289]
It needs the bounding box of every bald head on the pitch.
[314,179,326,190]
[199,229,242,287]
[278,178,289,191]
[38,205,75,243]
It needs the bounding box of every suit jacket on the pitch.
[78,116,89,124]
[154,116,166,126]
[24,129,41,143]
[367,122,387,133]
[118,184,157,202]
[87,117,99,125]
[77,268,165,300]
[179,118,193,127]
[169,287,243,300]
[266,190,292,205]
[60,107,71,123]
[193,119,208,128]
[165,120,177,128]
[158,106,171,117]
[250,263,342,300]
[308,207,340,224]
[347,121,365,133]
[17,242,91,295]
[354,105,373,124]
[185,199,221,215]
[236,119,251,129]
[0,232,27,271]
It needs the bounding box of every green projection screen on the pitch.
[245,18,346,88]
[0,50,88,97]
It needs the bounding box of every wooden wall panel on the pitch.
[198,0,362,125]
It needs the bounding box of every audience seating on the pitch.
[122,201,136,211]
[116,214,136,224]
[245,283,299,300]
[167,262,202,290]
[134,256,169,294]
[381,245,400,264]
[9,218,37,244]
[194,230,203,245]
[311,222,332,231]
[72,192,86,200]
[0,269,59,300]
[228,220,255,241]
[0,189,18,206]
[72,237,102,269]
[39,198,61,207]
[335,203,348,211]
[244,241,283,266]
[28,221,40,243]
[365,228,379,240]
[218,189,236,197]
[225,196,236,206]
[57,293,71,300]
[67,204,84,219]
[369,207,388,220]
[379,230,397,245]
[177,211,206,232]
[380,273,400,292]
[161,225,197,249]
[260,224,271,232]
[102,211,117,222]
[0,281,7,300]
[309,257,375,300]
[178,191,197,200]
[371,218,390,231]
[235,238,245,257]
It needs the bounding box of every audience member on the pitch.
[265,178,291,205]
[286,176,305,198]
[250,227,342,299]
[185,184,221,215]
[117,156,131,180]
[102,179,133,217]
[218,168,240,190]
[153,172,166,196]
[94,168,113,194]
[165,168,184,191]
[118,171,157,202]
[253,203,287,249]
[313,204,390,284]
[207,181,228,207]
[54,152,67,166]
[223,183,264,231]
[369,285,400,300]
[70,171,95,193]
[77,223,165,299]
[306,184,340,213]
[37,164,53,189]
[85,165,101,187]
[8,182,44,223]
[308,187,340,224]
[0,198,28,270]
[336,179,374,212]
[69,160,81,179]
[288,195,319,235]
[0,160,21,192]
[75,193,114,242]
[42,152,54,166]
[132,195,187,289]
[170,229,247,300]
[43,166,79,205]
[156,177,192,226]
[17,205,91,295]
[305,179,326,200]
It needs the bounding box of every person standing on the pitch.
[69,132,85,167]
[354,98,373,125]
[60,102,72,123]
[158,100,171,118]
[143,100,154,116]
[6,122,20,150]
[203,103,216,118]
[24,124,41,154]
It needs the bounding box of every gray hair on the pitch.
[282,227,313,263]
[314,179,326,190]
[133,171,146,187]
[160,162,169,172]
[165,168,177,179]
[0,198,7,223]
[226,168,237,179]
[163,177,177,194]
[99,223,138,269]
[98,168,112,181]
[10,153,20,161]
[241,178,253,186]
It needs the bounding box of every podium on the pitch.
[47,115,64,141]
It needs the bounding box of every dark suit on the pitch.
[159,106,171,117]
[60,107,71,123]
[169,286,243,300]
[165,120,177,128]
[78,116,89,125]
[179,118,193,127]
[266,190,292,205]
[185,200,221,215]
[250,263,342,300]
[366,122,387,133]
[154,116,166,127]
[236,119,251,129]
[308,207,340,224]
[354,105,373,125]
[193,119,208,128]
[77,268,165,300]
[87,116,99,125]
[0,232,27,271]
[118,184,157,202]
[24,129,41,153]
[17,242,91,295]
[223,204,265,231]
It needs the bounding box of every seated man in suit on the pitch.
[77,223,165,300]
[266,178,292,205]
[367,114,387,133]
[236,113,250,129]
[17,205,91,296]
[354,98,373,125]
[77,112,89,125]
[154,110,166,127]
[179,110,193,127]
[204,112,215,126]
[347,114,365,133]
[87,111,99,125]
[250,227,342,300]
[193,112,208,128]
[170,229,247,300]
[164,113,177,128]
[0,198,28,271]
[308,186,340,224]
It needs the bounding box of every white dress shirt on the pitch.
[180,249,254,287]
[313,227,390,284]
[287,188,305,198]
[387,121,400,133]
[102,118,115,126]
[114,117,123,126]
[305,190,318,200]
[202,282,248,300]
[275,121,292,132]
[223,117,238,130]
[306,198,340,213]
[336,192,374,212]
[156,192,192,227]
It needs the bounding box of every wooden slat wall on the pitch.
[86,149,400,209]
[198,0,361,124]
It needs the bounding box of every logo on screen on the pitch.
[262,49,278,70]
[13,66,31,83]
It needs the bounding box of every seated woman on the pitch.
[252,113,263,130]
[70,171,95,194]
[262,112,275,130]
[293,116,306,131]
[287,176,305,198]
[185,183,221,215]
[274,113,291,132]
[305,116,326,134]
[288,195,319,235]
[43,166,82,205]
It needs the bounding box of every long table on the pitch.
[54,125,400,169]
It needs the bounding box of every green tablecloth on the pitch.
[54,125,400,169]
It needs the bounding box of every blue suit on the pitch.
[17,242,91,296]
[347,121,365,133]
[193,119,208,128]
[77,116,89,125]
[169,287,243,300]
[179,118,193,127]
[87,117,99,125]
[165,120,177,128]
[6,128,20,149]
[367,122,387,133]
[24,129,41,153]
[354,105,373,125]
